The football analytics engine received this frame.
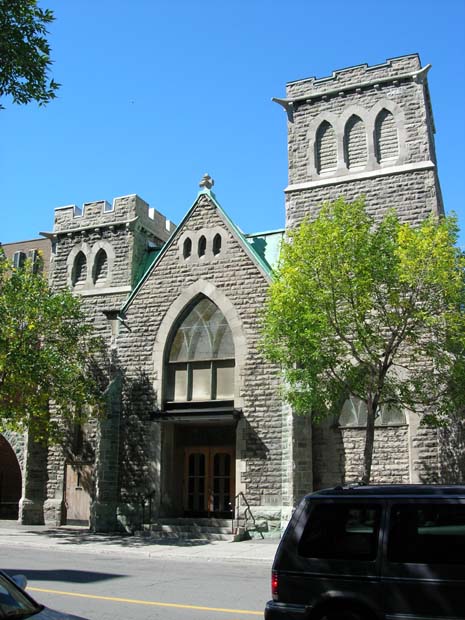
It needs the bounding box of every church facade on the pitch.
[3,54,462,535]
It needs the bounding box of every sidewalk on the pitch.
[0,521,279,564]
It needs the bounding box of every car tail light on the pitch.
[271,570,279,600]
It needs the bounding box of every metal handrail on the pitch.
[233,491,264,539]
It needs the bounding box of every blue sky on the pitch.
[2,0,465,246]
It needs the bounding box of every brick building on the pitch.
[2,54,462,535]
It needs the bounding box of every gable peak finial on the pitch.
[199,173,214,190]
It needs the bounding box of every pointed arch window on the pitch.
[166,297,235,404]
[72,251,87,287]
[339,396,406,427]
[316,121,337,174]
[93,249,108,284]
[375,109,399,163]
[345,115,367,169]
[198,235,207,258]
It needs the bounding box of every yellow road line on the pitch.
[29,587,263,616]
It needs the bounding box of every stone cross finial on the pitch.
[199,174,214,190]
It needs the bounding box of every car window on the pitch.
[298,503,381,560]
[387,503,465,564]
[0,574,37,616]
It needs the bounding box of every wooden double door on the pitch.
[184,447,234,517]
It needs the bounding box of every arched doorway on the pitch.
[160,296,238,517]
[0,434,22,519]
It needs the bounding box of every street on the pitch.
[2,544,270,619]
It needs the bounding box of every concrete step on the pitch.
[150,517,232,527]
[145,530,234,541]
[150,524,233,535]
[138,517,236,542]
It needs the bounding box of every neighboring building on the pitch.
[2,54,462,534]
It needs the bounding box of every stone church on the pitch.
[2,54,461,536]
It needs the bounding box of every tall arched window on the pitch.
[316,121,337,174]
[93,249,108,284]
[72,251,87,287]
[375,109,399,163]
[344,115,367,169]
[166,297,235,404]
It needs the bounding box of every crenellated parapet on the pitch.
[276,54,443,228]
[53,194,175,242]
[281,54,425,104]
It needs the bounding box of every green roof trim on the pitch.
[121,188,282,314]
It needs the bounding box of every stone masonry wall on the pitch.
[286,168,440,228]
[115,194,285,524]
[313,422,410,489]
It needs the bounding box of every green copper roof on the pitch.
[246,229,284,272]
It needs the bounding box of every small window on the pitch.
[388,504,465,565]
[298,503,381,561]
[213,233,222,256]
[12,251,26,269]
[72,252,87,287]
[198,235,206,258]
[93,249,108,284]
[183,237,192,259]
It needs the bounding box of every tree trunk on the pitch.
[361,402,376,484]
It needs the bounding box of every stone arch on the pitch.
[307,112,341,178]
[89,240,115,288]
[344,114,368,169]
[153,279,248,408]
[368,99,406,166]
[0,433,23,519]
[66,242,92,289]
[315,120,338,174]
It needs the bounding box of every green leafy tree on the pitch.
[0,252,105,441]
[262,197,465,484]
[0,0,59,108]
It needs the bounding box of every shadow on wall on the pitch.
[421,414,465,484]
[119,370,159,527]
[312,420,346,490]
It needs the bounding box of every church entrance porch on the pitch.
[160,419,237,519]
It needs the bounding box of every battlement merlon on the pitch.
[274,55,431,119]
[51,194,175,241]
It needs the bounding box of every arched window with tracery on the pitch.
[165,297,235,405]
[375,109,399,163]
[72,251,87,287]
[315,120,337,174]
[339,396,406,427]
[344,115,367,169]
[93,249,108,284]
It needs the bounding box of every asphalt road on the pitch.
[2,544,270,620]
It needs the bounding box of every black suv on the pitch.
[265,485,465,620]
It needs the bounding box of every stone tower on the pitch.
[273,54,448,489]
[273,54,443,228]
[40,195,175,526]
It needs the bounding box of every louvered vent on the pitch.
[345,115,367,169]
[375,109,399,162]
[316,121,337,173]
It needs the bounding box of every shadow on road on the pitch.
[4,568,125,584]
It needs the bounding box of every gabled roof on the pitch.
[121,189,283,314]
